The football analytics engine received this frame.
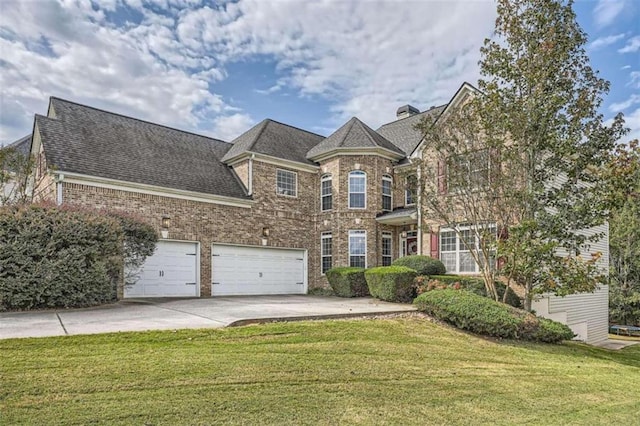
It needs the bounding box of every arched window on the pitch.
[405,175,417,206]
[321,174,332,211]
[348,171,366,208]
[382,175,392,211]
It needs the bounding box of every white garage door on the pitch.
[124,240,199,298]
[212,244,306,296]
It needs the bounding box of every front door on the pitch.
[400,231,418,257]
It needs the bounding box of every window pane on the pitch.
[350,193,365,208]
[277,170,297,196]
[322,195,332,211]
[350,256,366,268]
[459,251,476,272]
[441,253,456,273]
[440,231,457,252]
[322,257,333,274]
[321,179,332,196]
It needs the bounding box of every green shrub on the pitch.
[0,205,158,311]
[420,275,522,308]
[365,266,417,303]
[392,255,446,276]
[413,289,574,343]
[325,267,368,297]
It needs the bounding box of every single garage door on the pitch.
[124,240,199,298]
[212,244,306,296]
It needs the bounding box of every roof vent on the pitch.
[396,104,420,119]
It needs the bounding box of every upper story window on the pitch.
[405,175,417,206]
[444,149,490,193]
[381,175,392,211]
[276,169,297,197]
[321,174,332,211]
[349,170,366,209]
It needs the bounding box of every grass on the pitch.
[1,317,639,425]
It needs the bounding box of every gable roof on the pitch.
[37,97,250,200]
[222,119,324,165]
[376,105,446,155]
[5,134,32,157]
[306,117,405,160]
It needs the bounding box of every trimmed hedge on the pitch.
[325,267,369,297]
[414,289,574,343]
[365,266,417,303]
[419,274,522,308]
[392,255,446,276]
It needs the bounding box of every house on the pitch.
[15,82,608,343]
[1,134,32,204]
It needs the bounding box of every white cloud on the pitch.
[589,33,625,50]
[1,0,498,144]
[610,94,640,112]
[210,113,255,141]
[619,35,640,53]
[629,72,640,89]
[593,0,626,28]
[621,65,631,70]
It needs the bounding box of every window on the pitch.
[349,171,366,208]
[382,232,392,266]
[321,174,332,211]
[349,230,366,268]
[382,175,392,211]
[440,224,496,273]
[276,169,297,197]
[447,149,490,192]
[321,232,332,274]
[405,175,417,205]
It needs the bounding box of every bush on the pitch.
[365,266,417,303]
[413,289,574,343]
[0,205,123,311]
[418,275,522,308]
[392,255,446,276]
[325,267,369,297]
[0,205,158,311]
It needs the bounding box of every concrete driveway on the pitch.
[0,295,416,339]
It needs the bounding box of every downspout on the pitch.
[415,157,423,255]
[55,173,64,206]
[248,154,254,196]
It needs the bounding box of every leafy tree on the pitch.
[416,0,627,310]
[607,140,640,325]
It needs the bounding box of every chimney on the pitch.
[396,104,420,119]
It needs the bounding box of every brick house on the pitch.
[15,82,609,343]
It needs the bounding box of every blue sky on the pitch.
[0,0,638,146]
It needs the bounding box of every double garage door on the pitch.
[125,241,306,298]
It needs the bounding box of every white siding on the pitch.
[533,285,609,344]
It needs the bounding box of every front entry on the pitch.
[400,231,418,257]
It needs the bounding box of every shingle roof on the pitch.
[222,119,324,165]
[376,105,446,155]
[306,117,404,160]
[38,98,250,199]
[5,134,32,157]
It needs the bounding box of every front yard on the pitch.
[1,316,639,425]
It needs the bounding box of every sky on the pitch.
[0,0,639,147]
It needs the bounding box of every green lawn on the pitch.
[1,317,639,425]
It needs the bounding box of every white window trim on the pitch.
[405,175,417,206]
[348,230,367,268]
[382,175,393,212]
[321,231,332,275]
[276,168,297,198]
[439,224,496,274]
[348,170,367,209]
[321,174,332,212]
[382,231,392,266]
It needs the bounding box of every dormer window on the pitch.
[276,169,297,197]
[349,170,366,209]
[382,175,392,211]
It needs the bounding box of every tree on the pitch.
[416,0,627,310]
[0,145,34,206]
[607,140,640,326]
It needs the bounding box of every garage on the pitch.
[124,240,199,298]
[212,244,307,296]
